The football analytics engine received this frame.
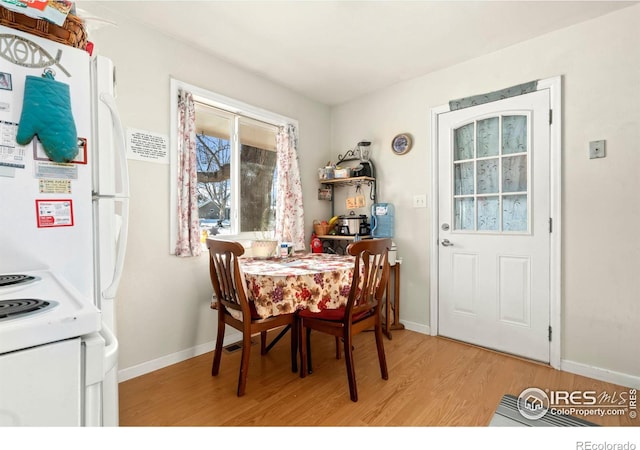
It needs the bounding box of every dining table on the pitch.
[239,252,357,320]
[238,252,360,357]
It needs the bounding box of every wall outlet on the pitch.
[589,140,606,159]
[413,194,427,208]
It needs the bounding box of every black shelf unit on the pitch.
[317,147,377,253]
[319,149,377,217]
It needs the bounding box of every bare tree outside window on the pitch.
[239,145,277,234]
[196,134,230,219]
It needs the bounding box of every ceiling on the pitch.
[78,1,637,106]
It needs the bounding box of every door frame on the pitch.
[428,76,562,369]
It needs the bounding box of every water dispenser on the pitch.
[370,202,394,238]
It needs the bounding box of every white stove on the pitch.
[0,270,101,354]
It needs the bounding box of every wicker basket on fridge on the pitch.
[0,5,88,50]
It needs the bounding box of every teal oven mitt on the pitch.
[16,72,78,163]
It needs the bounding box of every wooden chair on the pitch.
[207,238,298,397]
[299,238,391,402]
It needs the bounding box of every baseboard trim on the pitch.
[117,331,242,383]
[400,320,430,335]
[561,359,640,390]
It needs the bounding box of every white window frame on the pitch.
[169,78,297,254]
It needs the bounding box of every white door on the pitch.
[437,90,551,363]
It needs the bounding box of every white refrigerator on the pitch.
[0,25,129,426]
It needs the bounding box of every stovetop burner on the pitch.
[0,274,38,288]
[0,299,56,320]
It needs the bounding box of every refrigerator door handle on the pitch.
[99,92,130,301]
[100,324,119,375]
[103,197,128,301]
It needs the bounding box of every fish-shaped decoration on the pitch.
[0,34,70,77]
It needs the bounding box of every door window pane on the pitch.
[454,123,474,161]
[454,198,475,230]
[477,158,499,194]
[503,195,528,231]
[477,117,499,158]
[502,115,527,154]
[454,162,475,195]
[478,196,500,231]
[502,155,527,193]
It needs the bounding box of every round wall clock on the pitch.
[391,133,412,155]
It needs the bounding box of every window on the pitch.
[170,79,296,253]
[452,114,530,233]
[194,103,278,237]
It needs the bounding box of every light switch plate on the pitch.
[413,194,427,208]
[589,140,606,159]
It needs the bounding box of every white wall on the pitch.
[82,4,332,373]
[330,5,640,381]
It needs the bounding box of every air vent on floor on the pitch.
[223,339,256,353]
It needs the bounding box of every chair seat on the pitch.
[213,299,262,320]
[298,305,372,322]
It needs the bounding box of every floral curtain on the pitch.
[175,89,201,257]
[275,124,306,251]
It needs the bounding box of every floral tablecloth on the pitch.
[239,253,356,319]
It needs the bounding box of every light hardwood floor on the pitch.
[119,329,636,426]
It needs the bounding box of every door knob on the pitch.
[441,239,454,247]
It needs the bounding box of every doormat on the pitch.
[489,394,598,427]
[223,339,256,353]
